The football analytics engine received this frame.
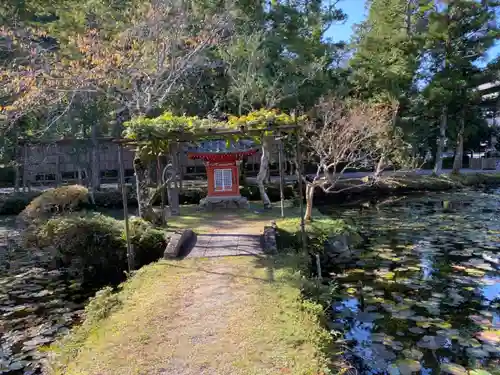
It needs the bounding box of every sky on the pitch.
[325,0,500,66]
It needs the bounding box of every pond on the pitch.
[0,207,137,374]
[0,216,93,375]
[325,189,500,375]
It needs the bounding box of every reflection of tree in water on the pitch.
[326,190,500,374]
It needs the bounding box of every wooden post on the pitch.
[278,133,285,218]
[119,144,135,272]
[55,144,62,187]
[14,139,20,192]
[295,127,307,253]
[22,143,28,192]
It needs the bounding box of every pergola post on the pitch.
[295,127,307,253]
[22,143,28,192]
[55,144,62,187]
[118,144,135,272]
[277,132,285,218]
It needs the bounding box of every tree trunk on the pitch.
[304,183,315,222]
[374,155,385,178]
[452,114,465,175]
[257,137,272,209]
[90,124,100,190]
[55,144,62,187]
[134,155,155,220]
[434,106,447,175]
[14,137,20,192]
[22,144,28,192]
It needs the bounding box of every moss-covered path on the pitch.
[55,256,331,375]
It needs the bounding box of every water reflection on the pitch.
[325,189,500,374]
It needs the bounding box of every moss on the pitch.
[46,255,337,375]
[19,185,89,224]
[277,215,362,253]
[31,213,166,286]
[33,213,127,285]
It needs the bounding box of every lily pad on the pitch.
[440,363,467,375]
[476,330,500,345]
[396,359,421,375]
[392,309,415,319]
[417,335,447,350]
[402,348,423,361]
[465,268,486,277]
[466,347,489,358]
[356,312,384,323]
[436,329,459,339]
[458,337,482,348]
[371,343,396,360]
[469,370,492,375]
[409,327,425,334]
[481,344,500,354]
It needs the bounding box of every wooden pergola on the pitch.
[113,124,307,271]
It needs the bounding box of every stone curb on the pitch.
[163,229,195,259]
[262,220,277,254]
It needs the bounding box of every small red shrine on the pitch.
[188,140,257,209]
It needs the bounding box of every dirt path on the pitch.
[60,256,330,375]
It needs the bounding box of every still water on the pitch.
[326,189,500,375]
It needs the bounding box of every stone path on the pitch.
[185,233,263,258]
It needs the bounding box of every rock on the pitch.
[263,223,277,254]
[199,196,249,210]
[163,229,194,259]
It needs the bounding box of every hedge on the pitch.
[31,213,167,286]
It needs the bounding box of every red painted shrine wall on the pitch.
[206,161,240,197]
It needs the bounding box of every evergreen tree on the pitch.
[349,0,430,104]
[423,0,499,174]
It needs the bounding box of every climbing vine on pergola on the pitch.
[123,109,303,156]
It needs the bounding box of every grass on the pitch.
[48,255,335,375]
[165,201,306,234]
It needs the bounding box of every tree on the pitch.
[302,97,394,221]
[423,0,499,174]
[349,0,428,103]
[215,1,346,208]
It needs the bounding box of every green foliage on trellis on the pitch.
[123,109,303,159]
[123,112,222,158]
[228,109,303,135]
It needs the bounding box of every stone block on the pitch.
[263,223,277,254]
[163,229,194,259]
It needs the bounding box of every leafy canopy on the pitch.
[123,109,301,159]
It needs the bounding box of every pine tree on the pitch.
[349,0,430,104]
[424,0,499,174]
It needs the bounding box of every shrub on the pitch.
[32,214,167,286]
[0,191,41,215]
[93,189,137,208]
[19,185,89,224]
[35,213,127,285]
[128,217,167,267]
